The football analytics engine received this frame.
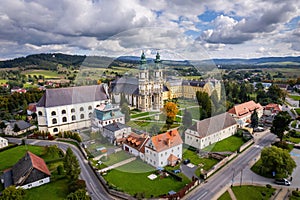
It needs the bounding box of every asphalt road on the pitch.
[7,138,114,200]
[184,132,277,200]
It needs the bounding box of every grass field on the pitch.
[295,108,300,115]
[24,178,69,200]
[0,145,45,171]
[100,151,134,166]
[289,95,300,101]
[217,191,231,200]
[182,148,218,169]
[104,159,190,198]
[231,185,275,200]
[23,70,62,79]
[203,135,245,152]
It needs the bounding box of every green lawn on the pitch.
[204,135,245,152]
[218,191,232,200]
[131,112,150,119]
[292,120,298,128]
[104,159,190,198]
[183,148,218,169]
[295,108,300,115]
[231,185,275,200]
[290,95,300,101]
[100,151,134,166]
[285,135,300,144]
[0,145,46,171]
[24,178,69,200]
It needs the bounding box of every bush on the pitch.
[273,141,289,150]
[292,191,300,197]
[57,165,64,175]
[266,184,272,189]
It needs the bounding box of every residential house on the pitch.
[1,151,51,189]
[4,120,36,136]
[91,103,125,130]
[123,133,150,161]
[0,137,8,149]
[145,129,183,168]
[102,122,131,145]
[36,84,109,134]
[228,100,263,127]
[264,103,282,116]
[184,112,238,150]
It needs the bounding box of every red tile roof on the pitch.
[28,152,51,176]
[228,100,263,118]
[265,103,282,112]
[124,133,149,153]
[150,129,183,152]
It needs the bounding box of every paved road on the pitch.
[7,138,115,200]
[184,132,277,200]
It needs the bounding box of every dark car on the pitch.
[183,159,190,165]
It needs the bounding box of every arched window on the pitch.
[71,108,75,113]
[53,128,58,132]
[80,107,84,111]
[62,117,67,122]
[72,115,76,121]
[38,111,42,116]
[80,114,84,119]
[61,110,66,114]
[88,106,92,110]
[51,111,56,116]
[52,118,57,124]
[88,112,93,118]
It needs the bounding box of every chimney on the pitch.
[168,138,171,147]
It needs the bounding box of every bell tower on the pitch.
[138,51,149,111]
[152,52,164,110]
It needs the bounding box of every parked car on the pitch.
[274,178,291,186]
[183,159,190,165]
[172,169,181,174]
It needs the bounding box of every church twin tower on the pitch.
[138,52,164,111]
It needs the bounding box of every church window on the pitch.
[38,111,42,116]
[53,128,58,132]
[71,108,75,113]
[88,112,92,118]
[72,115,76,121]
[80,114,84,119]
[51,111,56,116]
[80,107,84,111]
[62,117,67,122]
[61,110,66,114]
[88,106,92,110]
[52,118,57,124]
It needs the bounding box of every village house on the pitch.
[91,103,125,131]
[1,151,51,189]
[123,133,150,161]
[4,120,36,136]
[184,112,238,150]
[228,100,263,127]
[102,122,131,145]
[36,84,109,134]
[144,129,183,168]
[264,103,282,116]
[0,137,8,149]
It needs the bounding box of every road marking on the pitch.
[254,145,263,149]
[198,191,208,199]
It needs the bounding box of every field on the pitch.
[203,135,245,152]
[22,69,63,79]
[182,148,218,169]
[261,68,300,79]
[290,95,300,101]
[103,159,190,198]
[231,185,275,200]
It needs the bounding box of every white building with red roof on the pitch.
[123,133,150,161]
[264,103,282,116]
[228,100,263,127]
[1,151,51,189]
[145,129,183,168]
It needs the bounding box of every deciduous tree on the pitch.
[0,186,26,200]
[271,111,292,141]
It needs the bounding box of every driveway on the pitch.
[181,163,198,180]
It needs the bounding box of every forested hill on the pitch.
[0,53,86,70]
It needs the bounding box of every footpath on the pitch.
[98,157,136,173]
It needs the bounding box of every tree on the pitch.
[13,123,20,132]
[0,186,26,200]
[162,101,178,129]
[196,91,212,119]
[66,189,90,200]
[121,103,130,123]
[250,109,259,128]
[182,109,192,129]
[260,146,296,177]
[63,147,80,182]
[270,111,292,141]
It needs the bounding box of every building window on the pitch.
[161,162,163,165]
[62,117,67,122]
[39,180,43,183]
[52,118,57,124]
[72,115,76,121]
[61,110,66,114]
[38,111,42,116]
[89,112,92,118]
[53,128,58,132]
[80,114,84,119]
[71,108,75,113]
[51,111,56,116]
[80,107,84,111]
[88,105,92,110]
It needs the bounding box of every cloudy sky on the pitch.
[0,0,300,60]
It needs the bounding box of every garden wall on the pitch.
[238,138,254,152]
